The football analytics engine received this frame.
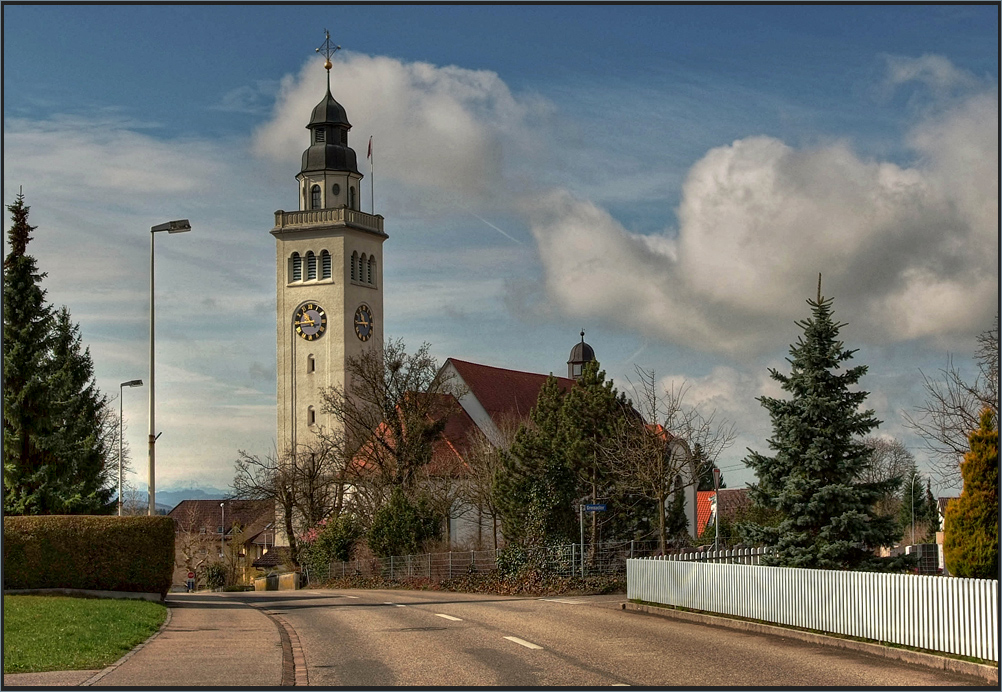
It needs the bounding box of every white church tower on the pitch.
[272,34,386,457]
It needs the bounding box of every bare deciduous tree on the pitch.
[607,367,736,552]
[860,436,913,518]
[904,316,999,488]
[173,502,214,584]
[319,338,466,512]
[232,436,349,566]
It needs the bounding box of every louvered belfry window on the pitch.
[321,250,332,279]
[291,253,302,282]
[306,251,317,280]
[351,252,358,281]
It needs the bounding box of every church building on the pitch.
[271,41,697,549]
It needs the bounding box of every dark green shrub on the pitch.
[300,514,362,566]
[3,515,175,598]
[367,488,442,558]
[204,562,226,589]
[944,409,999,578]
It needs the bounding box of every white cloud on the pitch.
[253,54,549,210]
[885,54,981,92]
[525,64,998,356]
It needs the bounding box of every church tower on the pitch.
[272,37,386,456]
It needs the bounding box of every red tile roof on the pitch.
[169,499,273,540]
[447,358,575,425]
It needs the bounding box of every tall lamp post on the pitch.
[118,379,143,516]
[149,219,192,516]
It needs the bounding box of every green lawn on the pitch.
[3,595,167,674]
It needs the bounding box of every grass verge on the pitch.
[3,595,167,674]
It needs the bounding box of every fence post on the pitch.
[390,555,394,579]
[449,551,453,580]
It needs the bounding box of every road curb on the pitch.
[245,602,308,686]
[622,602,998,685]
[81,603,173,686]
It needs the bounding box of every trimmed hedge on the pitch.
[3,515,175,598]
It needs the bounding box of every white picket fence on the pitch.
[655,547,770,564]
[627,558,999,662]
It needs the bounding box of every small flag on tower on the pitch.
[367,136,372,160]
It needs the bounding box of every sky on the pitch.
[3,4,998,496]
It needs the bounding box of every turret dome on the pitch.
[567,330,595,380]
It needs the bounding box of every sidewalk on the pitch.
[3,592,284,688]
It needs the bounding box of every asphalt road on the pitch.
[237,589,984,687]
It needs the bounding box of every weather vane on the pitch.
[316,29,341,91]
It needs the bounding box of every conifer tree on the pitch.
[493,376,576,546]
[3,193,55,514]
[561,360,630,548]
[742,282,900,569]
[943,409,999,578]
[3,194,115,514]
[45,307,115,513]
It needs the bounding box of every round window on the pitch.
[332,183,341,196]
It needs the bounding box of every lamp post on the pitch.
[220,502,225,560]
[118,379,143,516]
[148,219,192,516]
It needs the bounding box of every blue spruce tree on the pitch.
[743,281,901,569]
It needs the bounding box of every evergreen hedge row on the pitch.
[3,515,175,598]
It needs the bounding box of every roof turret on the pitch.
[567,330,595,380]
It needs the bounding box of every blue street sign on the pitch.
[584,504,607,512]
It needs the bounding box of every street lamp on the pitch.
[220,502,225,560]
[118,379,143,516]
[149,219,192,516]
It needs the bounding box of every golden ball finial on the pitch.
[324,59,332,71]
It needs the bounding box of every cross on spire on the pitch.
[315,29,341,91]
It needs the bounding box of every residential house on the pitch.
[169,499,276,587]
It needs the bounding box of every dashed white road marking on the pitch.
[344,595,359,599]
[504,636,543,650]
[435,613,462,621]
[384,601,407,607]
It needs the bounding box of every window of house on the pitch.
[321,250,332,279]
[306,251,317,280]
[349,186,356,210]
[291,253,302,282]
[308,406,316,426]
[573,363,583,377]
[307,354,315,373]
[311,184,321,209]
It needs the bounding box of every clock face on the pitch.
[294,303,327,341]
[354,304,374,342]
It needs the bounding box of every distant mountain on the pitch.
[128,487,232,513]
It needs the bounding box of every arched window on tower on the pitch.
[307,354,315,374]
[320,250,331,279]
[291,253,302,282]
[367,256,375,285]
[311,185,321,210]
[359,254,367,284]
[351,251,358,281]
[349,186,356,210]
[307,406,316,427]
[306,251,317,280]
